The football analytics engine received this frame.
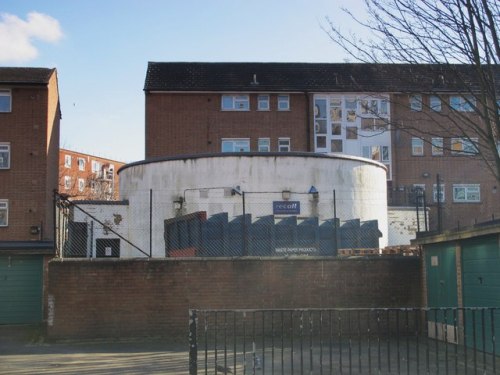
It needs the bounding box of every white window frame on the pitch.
[78,158,86,171]
[453,184,480,203]
[91,160,102,173]
[278,138,290,152]
[221,95,250,111]
[258,138,270,152]
[64,176,71,190]
[221,138,250,152]
[0,89,12,113]
[431,137,443,156]
[64,155,72,168]
[277,95,290,111]
[0,142,10,169]
[451,137,479,155]
[410,94,423,111]
[78,178,85,192]
[430,95,442,112]
[257,95,270,111]
[411,137,424,156]
[450,95,476,112]
[433,184,445,203]
[0,200,8,227]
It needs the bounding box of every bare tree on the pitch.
[324,0,500,181]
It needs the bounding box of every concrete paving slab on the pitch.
[0,325,189,374]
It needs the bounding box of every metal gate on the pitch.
[189,308,500,375]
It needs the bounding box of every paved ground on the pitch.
[0,325,190,374]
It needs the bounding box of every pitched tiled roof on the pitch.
[0,67,55,85]
[145,62,499,93]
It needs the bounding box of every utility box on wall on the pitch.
[96,239,120,258]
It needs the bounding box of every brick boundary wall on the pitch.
[47,257,422,340]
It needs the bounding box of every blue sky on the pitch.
[0,0,365,162]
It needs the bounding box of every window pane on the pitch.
[278,95,289,110]
[431,138,443,155]
[380,100,388,115]
[410,95,422,111]
[222,95,233,109]
[258,139,270,152]
[430,95,442,111]
[0,91,11,112]
[315,120,327,134]
[412,138,424,155]
[0,144,10,168]
[278,138,290,151]
[258,95,269,110]
[0,201,7,226]
[331,140,343,153]
[314,99,327,118]
[346,127,358,140]
[316,136,326,148]
[382,146,390,162]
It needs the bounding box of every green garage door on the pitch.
[462,235,500,354]
[0,255,43,324]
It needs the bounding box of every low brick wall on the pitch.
[47,257,422,339]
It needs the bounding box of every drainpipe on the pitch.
[305,92,311,152]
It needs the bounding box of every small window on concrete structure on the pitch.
[258,138,270,152]
[277,95,290,111]
[0,200,8,226]
[257,95,270,111]
[410,94,423,111]
[0,90,11,112]
[278,138,290,152]
[430,95,442,112]
[221,139,250,152]
[431,138,443,156]
[78,158,86,171]
[64,155,71,168]
[453,184,480,202]
[0,143,10,169]
[412,137,424,156]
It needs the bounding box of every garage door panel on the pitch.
[0,255,43,324]
[461,235,500,354]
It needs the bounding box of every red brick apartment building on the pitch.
[59,149,124,200]
[144,62,500,231]
[0,67,60,324]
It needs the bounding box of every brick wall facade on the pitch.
[47,257,422,339]
[0,71,60,241]
[391,93,499,230]
[145,93,312,158]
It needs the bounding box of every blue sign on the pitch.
[273,201,300,215]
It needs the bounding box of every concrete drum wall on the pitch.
[116,153,388,257]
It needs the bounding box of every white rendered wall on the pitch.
[118,154,388,256]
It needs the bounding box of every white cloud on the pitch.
[0,12,63,63]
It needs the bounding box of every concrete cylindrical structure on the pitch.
[118,152,388,256]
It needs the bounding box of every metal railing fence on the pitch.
[189,307,500,375]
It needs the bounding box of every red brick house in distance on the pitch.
[59,149,125,200]
[144,62,500,232]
